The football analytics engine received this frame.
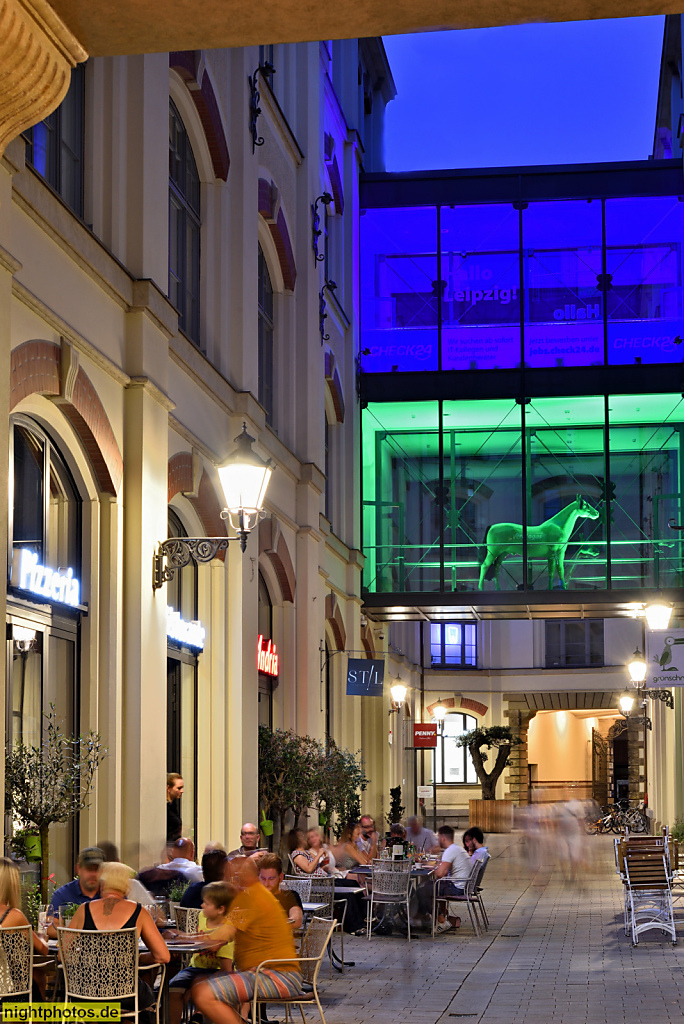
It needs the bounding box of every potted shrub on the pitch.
[456,725,521,833]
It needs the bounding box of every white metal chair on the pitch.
[367,860,412,941]
[624,851,677,946]
[58,926,166,1024]
[0,924,33,1001]
[250,916,337,1024]
[282,877,313,903]
[472,852,491,930]
[173,906,201,933]
[432,859,483,937]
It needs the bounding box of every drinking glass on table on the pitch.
[37,905,49,938]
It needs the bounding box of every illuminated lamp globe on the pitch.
[627,648,647,685]
[619,693,635,715]
[432,702,448,722]
[390,683,407,706]
[644,601,673,631]
[217,424,273,548]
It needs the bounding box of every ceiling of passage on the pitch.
[49,0,680,57]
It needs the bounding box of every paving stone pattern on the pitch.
[302,833,684,1024]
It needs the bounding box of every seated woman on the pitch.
[288,829,328,876]
[304,829,336,875]
[331,823,372,882]
[0,857,49,999]
[68,861,169,1011]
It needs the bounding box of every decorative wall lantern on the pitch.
[153,424,272,589]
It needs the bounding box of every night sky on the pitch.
[383,17,666,171]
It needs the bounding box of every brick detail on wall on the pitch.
[169,51,230,180]
[505,709,537,806]
[168,452,194,502]
[460,697,488,717]
[257,177,297,291]
[259,517,295,602]
[11,340,123,495]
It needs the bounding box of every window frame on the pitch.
[544,618,605,669]
[430,622,477,669]
[258,244,275,425]
[23,63,85,218]
[169,100,201,345]
[433,712,478,786]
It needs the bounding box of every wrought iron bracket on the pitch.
[622,712,653,731]
[669,518,684,531]
[311,193,332,266]
[643,688,675,709]
[153,537,232,590]
[319,281,336,344]
[248,63,274,152]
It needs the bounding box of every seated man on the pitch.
[406,816,440,855]
[258,854,303,932]
[48,846,103,935]
[193,858,303,1024]
[159,837,204,883]
[182,849,228,909]
[413,825,473,933]
[463,826,488,862]
[227,823,269,861]
[169,881,234,1024]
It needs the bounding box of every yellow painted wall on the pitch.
[527,711,597,784]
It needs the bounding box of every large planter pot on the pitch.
[469,799,513,834]
[23,835,42,862]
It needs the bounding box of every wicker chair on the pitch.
[58,926,166,1024]
[250,916,337,1024]
[0,925,33,1001]
[367,860,412,941]
[173,906,201,933]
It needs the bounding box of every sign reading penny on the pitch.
[413,724,438,748]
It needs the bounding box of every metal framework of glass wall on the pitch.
[362,394,684,595]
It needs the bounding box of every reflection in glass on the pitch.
[12,630,42,748]
[440,204,520,370]
[360,207,438,372]
[524,200,603,368]
[605,197,684,365]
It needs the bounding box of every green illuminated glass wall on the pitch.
[362,395,684,594]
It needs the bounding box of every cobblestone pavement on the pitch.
[291,832,684,1024]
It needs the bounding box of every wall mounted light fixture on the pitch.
[248,63,275,152]
[311,193,332,266]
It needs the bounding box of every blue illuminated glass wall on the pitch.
[360,196,684,372]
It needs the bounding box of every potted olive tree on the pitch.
[456,725,520,833]
[5,706,107,902]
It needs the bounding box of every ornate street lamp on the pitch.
[644,601,673,631]
[618,690,651,731]
[153,424,273,589]
[626,647,674,709]
[390,683,407,709]
[432,701,448,723]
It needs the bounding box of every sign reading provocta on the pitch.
[645,629,684,687]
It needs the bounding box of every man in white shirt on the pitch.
[413,825,472,933]
[406,816,440,855]
[158,837,204,883]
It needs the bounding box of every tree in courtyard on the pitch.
[316,740,369,838]
[5,706,107,902]
[258,727,325,856]
[456,725,520,801]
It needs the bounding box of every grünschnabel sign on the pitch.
[645,629,684,687]
[167,607,205,650]
[11,548,80,607]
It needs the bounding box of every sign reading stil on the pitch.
[645,629,684,687]
[346,658,385,696]
[257,634,279,676]
[167,607,205,650]
[413,724,438,748]
[11,548,80,608]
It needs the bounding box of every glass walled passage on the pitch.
[362,395,684,594]
[360,194,684,373]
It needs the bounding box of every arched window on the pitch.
[169,101,201,344]
[434,712,478,785]
[258,245,274,425]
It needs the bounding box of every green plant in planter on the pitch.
[671,818,684,843]
[60,902,80,925]
[8,826,42,862]
[167,879,190,903]
[21,881,42,928]
[385,786,405,827]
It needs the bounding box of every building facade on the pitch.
[1,38,395,881]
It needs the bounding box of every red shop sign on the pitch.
[413,724,437,748]
[257,634,279,677]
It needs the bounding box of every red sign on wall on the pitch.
[413,724,437,748]
[257,635,279,676]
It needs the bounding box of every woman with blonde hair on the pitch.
[68,862,169,967]
[0,857,48,957]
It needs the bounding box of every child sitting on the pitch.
[169,881,234,1024]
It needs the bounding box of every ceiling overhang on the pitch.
[362,588,684,621]
[45,1,681,57]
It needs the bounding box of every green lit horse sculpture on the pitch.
[478,495,600,590]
